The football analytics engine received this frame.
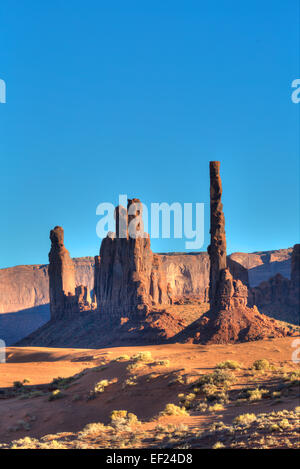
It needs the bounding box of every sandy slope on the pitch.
[0,337,299,447]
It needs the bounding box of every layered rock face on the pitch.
[95,198,171,318]
[229,249,292,287]
[248,244,300,324]
[291,244,300,300]
[48,226,92,319]
[0,250,291,316]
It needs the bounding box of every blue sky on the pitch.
[0,0,299,268]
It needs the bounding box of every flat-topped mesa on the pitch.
[48,226,92,319]
[95,197,172,318]
[208,162,247,309]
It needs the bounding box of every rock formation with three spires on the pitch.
[46,161,298,345]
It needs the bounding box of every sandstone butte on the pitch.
[8,162,300,347]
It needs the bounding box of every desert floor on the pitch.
[0,337,299,449]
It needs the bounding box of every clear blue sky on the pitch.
[0,0,299,268]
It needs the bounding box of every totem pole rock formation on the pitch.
[48,226,92,319]
[208,161,248,310]
[95,198,172,318]
[173,161,291,344]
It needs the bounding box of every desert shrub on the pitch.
[195,402,208,412]
[11,437,39,449]
[212,442,225,449]
[122,377,137,389]
[48,389,64,401]
[269,423,280,432]
[51,376,74,389]
[89,379,114,399]
[93,379,109,393]
[160,404,189,417]
[208,403,225,412]
[216,360,242,370]
[285,370,300,382]
[168,373,185,386]
[131,351,152,362]
[279,419,290,429]
[246,388,269,401]
[79,422,107,437]
[126,352,153,372]
[234,413,257,425]
[153,360,170,367]
[197,369,236,388]
[252,359,270,371]
[111,410,128,421]
[179,393,196,409]
[115,355,130,361]
[201,383,219,398]
[13,381,24,389]
[110,410,139,428]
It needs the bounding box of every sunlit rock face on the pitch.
[95,198,171,318]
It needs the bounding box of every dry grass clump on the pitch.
[122,376,137,389]
[246,388,269,401]
[160,403,189,417]
[178,393,196,409]
[131,351,152,362]
[79,422,108,438]
[152,359,170,367]
[88,378,116,399]
[126,351,153,372]
[234,413,257,425]
[208,403,225,412]
[110,410,140,429]
[216,360,242,370]
[115,355,130,361]
[212,441,225,449]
